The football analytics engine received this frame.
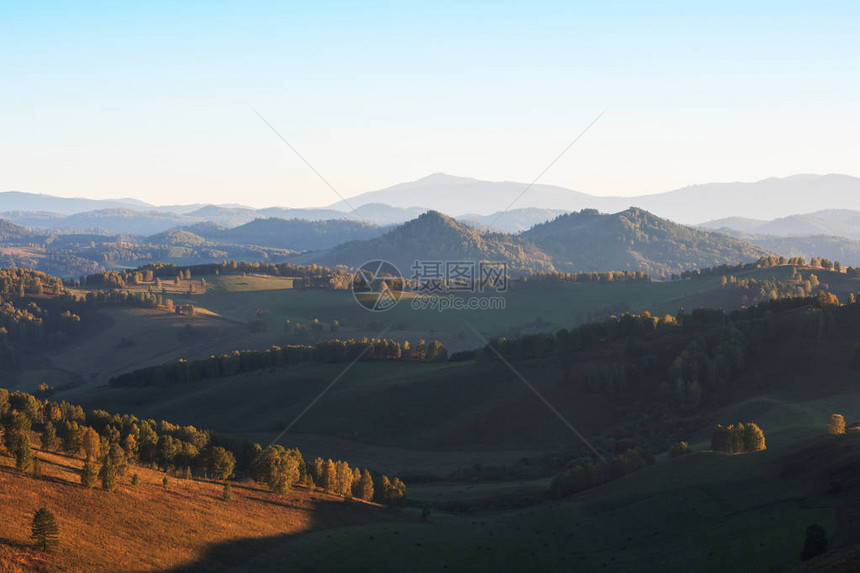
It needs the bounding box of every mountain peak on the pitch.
[413,173,477,185]
[401,210,471,233]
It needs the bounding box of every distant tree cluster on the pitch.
[84,260,351,290]
[549,448,654,499]
[675,256,811,281]
[0,269,84,367]
[710,422,766,454]
[110,337,447,387]
[79,288,166,309]
[526,270,649,284]
[718,272,829,304]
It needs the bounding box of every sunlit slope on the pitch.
[0,448,387,572]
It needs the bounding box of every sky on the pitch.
[2,1,859,208]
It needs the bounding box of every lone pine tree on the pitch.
[31,508,60,552]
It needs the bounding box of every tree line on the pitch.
[110,337,448,387]
[81,260,352,290]
[525,270,649,284]
[0,388,405,503]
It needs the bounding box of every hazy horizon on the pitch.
[3,1,860,208]
[4,171,860,211]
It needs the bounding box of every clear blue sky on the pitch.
[2,1,858,207]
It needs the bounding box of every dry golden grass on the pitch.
[0,448,386,572]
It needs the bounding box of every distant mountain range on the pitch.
[0,191,151,215]
[5,173,860,234]
[19,201,860,277]
[7,172,860,276]
[0,204,418,235]
[701,209,860,239]
[329,173,860,223]
[695,209,860,265]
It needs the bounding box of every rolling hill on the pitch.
[294,208,772,276]
[522,207,773,276]
[0,219,38,243]
[293,210,555,275]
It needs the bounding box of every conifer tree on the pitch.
[335,460,354,496]
[3,411,33,470]
[205,447,236,480]
[31,508,59,552]
[81,457,99,488]
[323,459,337,492]
[351,467,362,497]
[99,455,118,491]
[357,469,374,501]
[42,422,59,451]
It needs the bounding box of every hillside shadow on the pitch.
[0,535,32,550]
[145,497,370,573]
[147,532,301,573]
[0,464,73,488]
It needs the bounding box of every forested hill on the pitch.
[522,207,773,277]
[0,219,38,242]
[293,210,555,275]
